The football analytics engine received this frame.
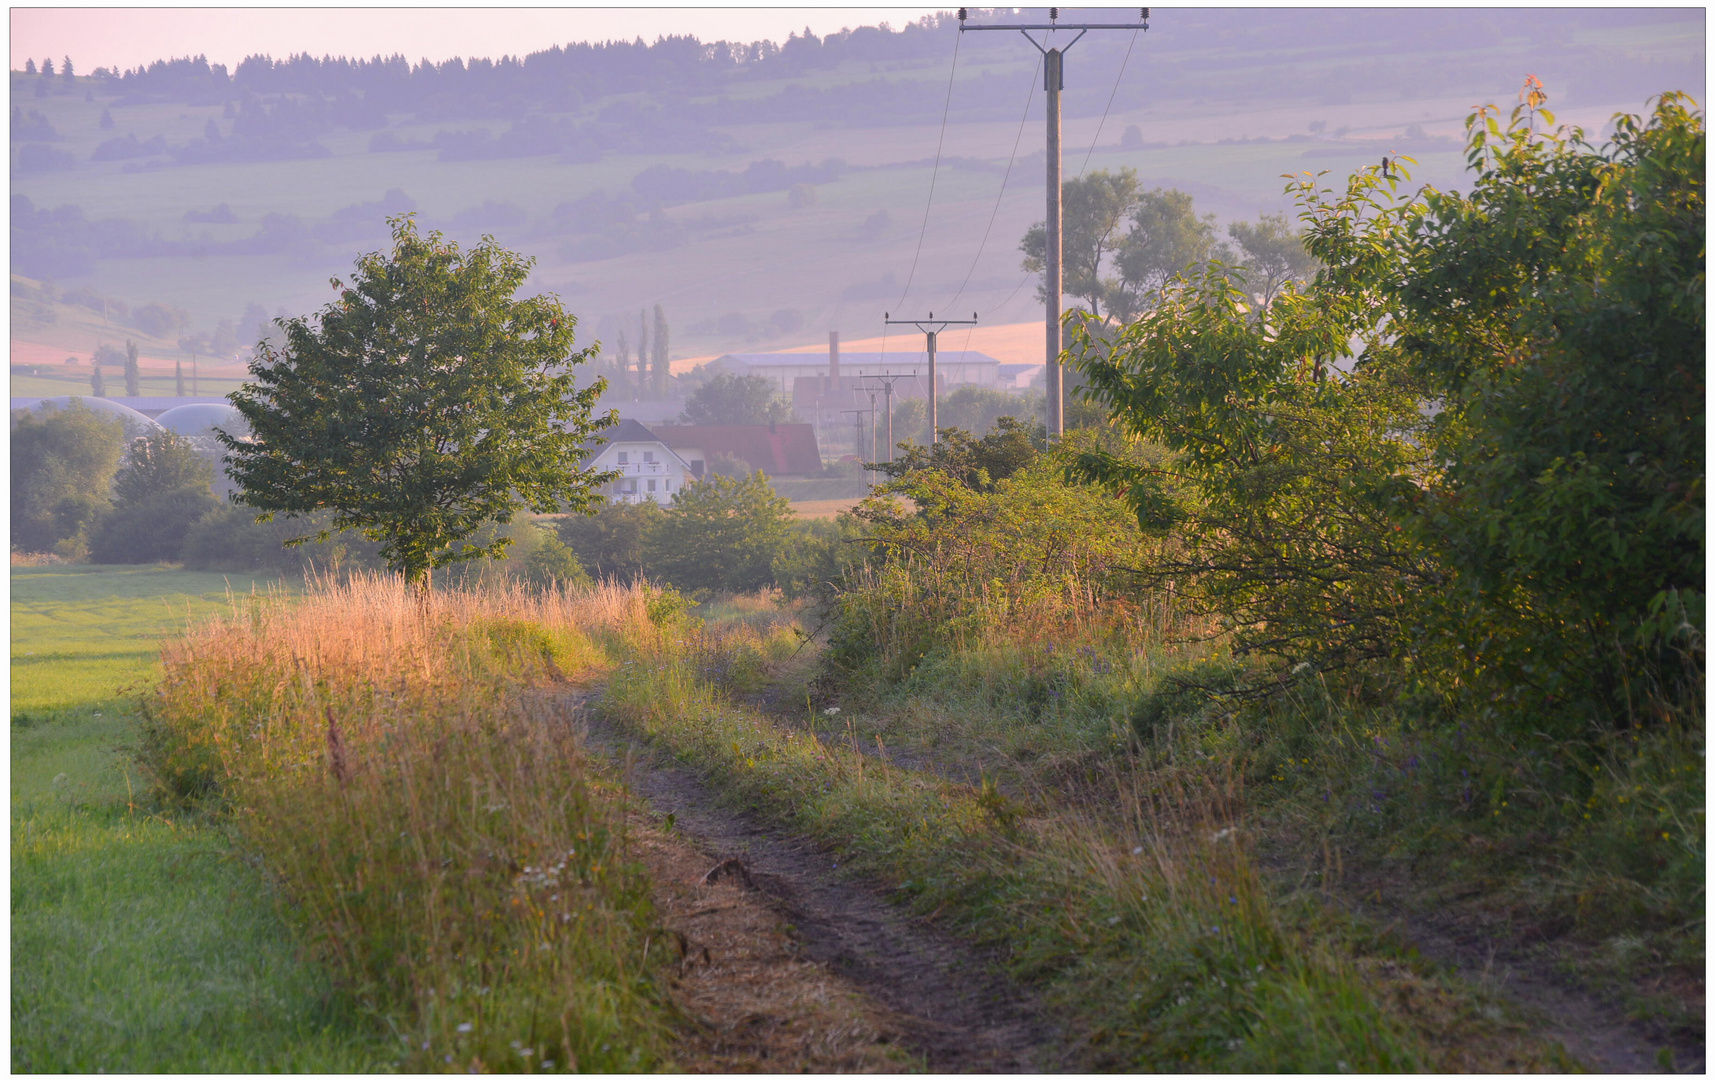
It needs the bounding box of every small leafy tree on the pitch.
[223,216,617,586]
[1021,168,1143,322]
[10,400,126,553]
[1226,213,1319,315]
[555,500,665,581]
[90,431,221,564]
[123,339,141,396]
[644,472,793,595]
[679,372,793,425]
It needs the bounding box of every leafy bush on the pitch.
[554,500,664,581]
[88,432,221,564]
[643,472,793,596]
[181,506,384,573]
[11,400,126,554]
[677,372,793,425]
[1073,92,1705,735]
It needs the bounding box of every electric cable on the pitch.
[890,26,962,316]
[945,51,1042,314]
[1079,27,1140,177]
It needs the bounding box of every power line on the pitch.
[1080,28,1140,176]
[946,51,1042,314]
[891,27,962,314]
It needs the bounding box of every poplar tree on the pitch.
[652,304,670,397]
[123,339,140,396]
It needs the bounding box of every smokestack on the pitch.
[829,330,840,390]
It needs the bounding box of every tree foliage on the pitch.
[643,472,794,595]
[1071,92,1704,730]
[678,372,793,426]
[873,417,1043,492]
[223,216,617,584]
[10,401,126,554]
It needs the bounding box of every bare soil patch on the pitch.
[570,693,1064,1073]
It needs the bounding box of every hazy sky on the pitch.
[10,7,947,73]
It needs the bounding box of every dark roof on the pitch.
[652,423,822,476]
[578,416,660,453]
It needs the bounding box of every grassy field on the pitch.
[10,565,393,1073]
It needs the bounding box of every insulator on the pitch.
[1141,7,1150,19]
[958,7,967,20]
[1050,7,1059,20]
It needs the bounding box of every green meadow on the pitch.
[10,565,392,1073]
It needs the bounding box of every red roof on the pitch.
[651,423,822,477]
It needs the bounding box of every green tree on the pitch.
[89,364,105,397]
[1397,92,1704,686]
[91,431,220,564]
[1020,168,1142,322]
[1227,213,1319,315]
[223,216,617,586]
[123,339,141,396]
[555,500,664,581]
[874,417,1042,492]
[10,400,126,554]
[1110,188,1229,322]
[1072,92,1704,729]
[175,360,186,395]
[644,472,793,595]
[679,372,793,425]
[99,108,113,129]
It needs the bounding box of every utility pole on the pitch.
[959,6,1150,441]
[883,312,976,445]
[858,372,914,464]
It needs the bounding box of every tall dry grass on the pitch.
[143,574,679,1073]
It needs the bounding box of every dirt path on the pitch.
[1331,876,1705,1075]
[567,693,1065,1074]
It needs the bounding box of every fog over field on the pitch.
[9,7,1704,376]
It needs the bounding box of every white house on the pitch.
[580,418,693,505]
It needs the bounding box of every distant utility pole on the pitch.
[858,371,916,464]
[883,312,977,445]
[839,408,872,486]
[960,5,1150,441]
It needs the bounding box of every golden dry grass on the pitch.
[145,575,682,1072]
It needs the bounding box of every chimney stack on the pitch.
[828,330,840,390]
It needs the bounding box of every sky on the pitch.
[10,6,948,73]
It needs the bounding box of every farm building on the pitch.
[651,423,822,480]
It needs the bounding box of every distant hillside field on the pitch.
[9,8,1704,380]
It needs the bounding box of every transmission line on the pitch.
[891,26,962,314]
[946,51,1042,313]
[1080,28,1140,176]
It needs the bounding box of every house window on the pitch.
[618,451,629,464]
[624,479,636,493]
[665,479,671,491]
[647,479,657,493]
[643,450,654,463]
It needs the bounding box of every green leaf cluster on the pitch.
[1072,93,1704,730]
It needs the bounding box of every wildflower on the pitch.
[456,1023,473,1033]
[1131,845,1144,855]
[822,707,841,716]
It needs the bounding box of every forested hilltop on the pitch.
[9,8,1705,367]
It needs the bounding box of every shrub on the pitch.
[555,501,664,582]
[88,432,221,564]
[644,472,793,596]
[11,400,126,553]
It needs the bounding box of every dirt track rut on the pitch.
[569,694,1065,1073]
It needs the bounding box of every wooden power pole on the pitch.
[883,312,977,445]
[959,6,1150,441]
